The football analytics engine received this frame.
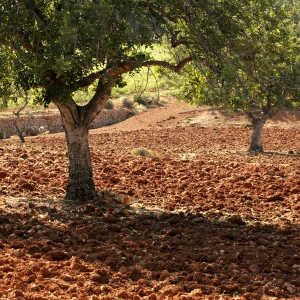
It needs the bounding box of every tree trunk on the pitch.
[245,104,278,153]
[54,100,99,201]
[64,125,97,200]
[13,117,25,143]
[248,117,265,152]
[13,94,28,144]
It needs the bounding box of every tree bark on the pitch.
[248,117,265,152]
[64,125,97,200]
[55,101,98,201]
[245,104,278,153]
[13,94,28,144]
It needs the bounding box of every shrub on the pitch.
[105,100,114,109]
[131,147,153,158]
[133,94,152,107]
[242,122,252,128]
[121,97,134,109]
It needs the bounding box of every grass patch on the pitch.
[133,94,160,108]
[121,97,134,109]
[116,91,169,115]
[180,152,197,160]
[242,122,252,128]
[131,147,153,158]
[132,104,148,114]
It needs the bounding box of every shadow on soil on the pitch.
[0,197,299,298]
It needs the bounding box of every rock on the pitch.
[39,126,46,134]
[115,193,131,207]
[168,215,181,224]
[0,171,8,178]
[284,282,296,294]
[266,193,285,201]
[20,183,35,191]
[249,264,259,273]
[24,126,39,136]
[165,228,181,237]
[257,237,270,247]
[292,264,300,269]
[103,215,119,223]
[10,241,25,249]
[109,176,120,183]
[48,250,69,261]
[227,215,246,225]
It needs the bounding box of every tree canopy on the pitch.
[179,0,300,151]
[181,0,300,108]
[1,0,280,106]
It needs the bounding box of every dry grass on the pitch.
[131,147,153,158]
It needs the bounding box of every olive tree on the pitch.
[1,0,194,200]
[179,0,300,152]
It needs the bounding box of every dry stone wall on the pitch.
[0,108,130,138]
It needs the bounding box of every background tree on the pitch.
[0,0,289,199]
[179,0,300,152]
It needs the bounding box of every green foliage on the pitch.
[0,0,170,106]
[0,47,14,108]
[153,66,182,89]
[133,94,152,107]
[104,99,114,109]
[121,97,134,109]
[2,0,298,114]
[180,0,300,113]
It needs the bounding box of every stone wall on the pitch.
[0,108,130,138]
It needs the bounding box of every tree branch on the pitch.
[12,94,29,143]
[82,57,193,124]
[108,57,193,77]
[75,69,107,89]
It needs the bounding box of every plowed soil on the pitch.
[0,100,300,299]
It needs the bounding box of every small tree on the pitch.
[180,0,300,152]
[12,93,29,144]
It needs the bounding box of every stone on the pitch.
[24,126,39,136]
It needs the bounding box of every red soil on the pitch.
[0,100,300,299]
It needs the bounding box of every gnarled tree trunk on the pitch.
[245,105,278,153]
[55,101,99,200]
[64,125,96,200]
[248,116,266,152]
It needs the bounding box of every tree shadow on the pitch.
[0,197,299,299]
[231,150,300,157]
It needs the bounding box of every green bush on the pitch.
[105,100,114,109]
[133,94,151,107]
[133,94,159,108]
[121,97,134,109]
[131,147,153,158]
